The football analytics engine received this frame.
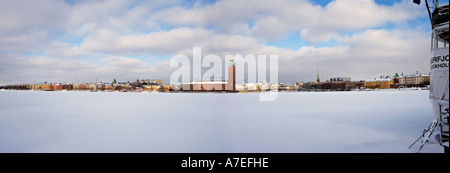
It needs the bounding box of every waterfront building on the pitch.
[365,78,395,89]
[180,58,236,92]
[404,72,430,87]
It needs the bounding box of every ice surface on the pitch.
[0,90,443,153]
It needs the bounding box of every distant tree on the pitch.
[112,78,117,84]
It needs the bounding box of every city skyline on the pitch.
[0,69,431,86]
[1,0,446,85]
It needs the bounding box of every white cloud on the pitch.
[0,0,70,35]
[67,0,182,36]
[299,0,423,43]
[0,53,97,85]
[45,42,95,59]
[0,0,434,85]
[0,27,431,85]
[0,30,49,52]
[80,27,260,55]
[149,0,422,43]
[0,0,70,53]
[0,53,174,85]
[276,28,430,82]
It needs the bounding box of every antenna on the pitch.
[425,0,434,27]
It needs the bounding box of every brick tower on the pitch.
[227,58,235,91]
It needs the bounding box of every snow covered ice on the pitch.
[0,90,443,153]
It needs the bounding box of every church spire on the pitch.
[316,67,320,83]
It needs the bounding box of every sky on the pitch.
[0,0,446,85]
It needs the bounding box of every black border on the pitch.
[1,153,448,171]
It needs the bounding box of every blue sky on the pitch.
[0,0,442,85]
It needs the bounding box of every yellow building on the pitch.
[104,85,113,91]
[32,84,42,90]
[365,79,395,89]
[143,85,162,92]
[42,83,51,90]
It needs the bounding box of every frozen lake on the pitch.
[0,90,443,153]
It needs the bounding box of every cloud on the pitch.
[0,0,71,53]
[299,0,423,43]
[0,0,70,35]
[80,27,260,55]
[44,42,95,59]
[150,0,422,43]
[0,0,434,85]
[151,0,315,39]
[0,27,430,85]
[0,30,50,52]
[67,0,181,36]
[0,53,174,85]
[274,28,430,82]
[0,53,97,85]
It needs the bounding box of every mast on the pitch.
[411,0,449,153]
